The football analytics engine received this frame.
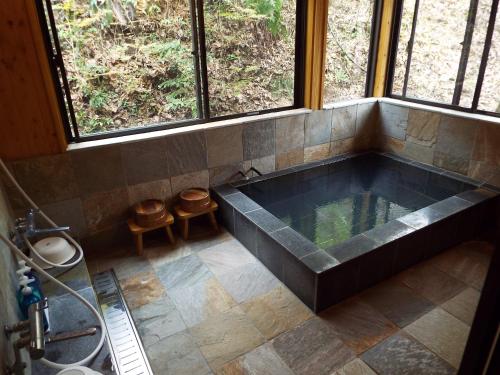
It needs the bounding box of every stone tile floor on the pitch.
[86,222,493,375]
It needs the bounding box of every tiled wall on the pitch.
[7,97,499,249]
[4,101,377,248]
[0,181,30,372]
[376,100,500,189]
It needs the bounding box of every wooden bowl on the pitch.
[179,188,210,213]
[133,199,167,228]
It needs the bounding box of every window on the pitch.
[388,0,500,116]
[324,0,380,103]
[204,0,299,117]
[37,0,305,141]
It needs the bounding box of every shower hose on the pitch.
[0,157,106,370]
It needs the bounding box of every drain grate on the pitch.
[93,270,153,375]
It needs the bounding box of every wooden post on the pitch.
[373,0,396,97]
[0,1,67,161]
[304,0,329,110]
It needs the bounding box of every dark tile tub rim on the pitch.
[212,151,498,285]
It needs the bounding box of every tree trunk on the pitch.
[108,0,128,25]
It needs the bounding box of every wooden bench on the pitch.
[127,212,175,255]
[174,200,218,240]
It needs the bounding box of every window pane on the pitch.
[51,0,198,135]
[478,5,500,112]
[204,0,296,117]
[459,0,492,107]
[324,0,374,103]
[392,0,416,95]
[400,1,469,103]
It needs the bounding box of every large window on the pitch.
[324,0,380,103]
[38,0,304,141]
[388,0,500,116]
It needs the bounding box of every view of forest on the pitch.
[51,0,297,134]
[51,0,500,135]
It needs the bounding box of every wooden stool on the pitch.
[174,200,218,240]
[127,212,175,255]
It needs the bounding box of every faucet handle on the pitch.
[15,217,26,225]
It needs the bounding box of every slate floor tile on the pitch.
[156,254,212,291]
[169,277,237,327]
[217,262,279,303]
[404,308,470,368]
[396,261,466,303]
[331,358,377,375]
[145,239,192,269]
[216,343,294,375]
[190,306,265,371]
[119,271,165,309]
[131,295,186,348]
[272,318,355,375]
[362,333,455,375]
[97,249,153,280]
[198,239,256,277]
[359,279,435,327]
[186,227,234,252]
[441,287,480,325]
[241,285,313,340]
[319,297,398,354]
[146,330,211,375]
[429,241,493,290]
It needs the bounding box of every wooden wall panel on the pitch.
[304,0,329,110]
[0,0,66,161]
[373,0,395,97]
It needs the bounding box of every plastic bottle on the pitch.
[17,275,49,331]
[17,260,41,290]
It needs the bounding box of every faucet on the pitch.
[4,299,48,375]
[12,208,70,249]
[246,167,263,176]
[233,167,263,182]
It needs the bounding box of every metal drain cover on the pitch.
[93,270,153,375]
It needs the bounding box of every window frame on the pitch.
[323,0,383,104]
[385,0,500,118]
[36,0,307,143]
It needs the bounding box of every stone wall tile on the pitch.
[356,102,379,136]
[12,153,79,204]
[243,120,276,160]
[82,187,129,234]
[331,138,355,156]
[434,151,470,175]
[381,136,405,155]
[276,115,305,154]
[276,148,304,170]
[379,103,408,140]
[127,178,172,206]
[403,142,434,165]
[304,143,331,162]
[72,146,126,197]
[166,131,208,176]
[206,126,243,168]
[209,163,245,187]
[331,106,357,141]
[468,160,500,186]
[40,198,88,238]
[435,116,476,160]
[407,109,440,147]
[121,139,169,185]
[472,123,500,166]
[305,109,333,147]
[171,170,210,197]
[251,155,276,175]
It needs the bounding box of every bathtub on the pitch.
[212,152,498,312]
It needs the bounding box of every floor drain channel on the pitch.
[93,270,153,375]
